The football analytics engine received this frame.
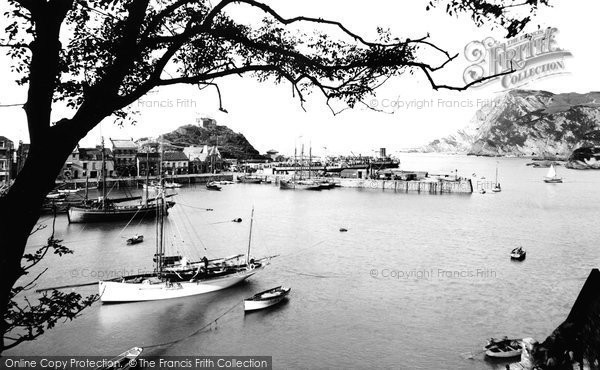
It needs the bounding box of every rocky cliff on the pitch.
[422,90,600,166]
[161,123,263,160]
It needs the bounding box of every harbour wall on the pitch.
[258,174,473,194]
[337,178,473,194]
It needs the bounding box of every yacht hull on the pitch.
[67,203,173,223]
[99,267,262,303]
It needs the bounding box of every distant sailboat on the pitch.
[544,164,563,183]
[492,163,501,192]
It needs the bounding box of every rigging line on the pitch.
[176,202,214,212]
[144,300,243,350]
[115,206,145,239]
[181,203,207,253]
[279,239,329,259]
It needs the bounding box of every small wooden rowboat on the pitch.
[244,286,291,312]
[510,247,526,261]
[485,338,522,358]
[126,235,144,245]
[96,347,143,369]
[206,182,222,191]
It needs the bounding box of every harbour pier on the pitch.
[55,173,234,188]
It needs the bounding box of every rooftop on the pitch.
[110,138,137,149]
[163,151,189,161]
[0,136,14,144]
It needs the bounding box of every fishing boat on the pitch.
[97,347,142,370]
[485,338,522,358]
[479,188,486,194]
[126,234,144,245]
[279,143,322,190]
[206,181,222,191]
[99,196,268,302]
[244,286,291,311]
[544,164,563,183]
[510,247,526,261]
[339,227,348,232]
[67,139,176,223]
[279,179,322,190]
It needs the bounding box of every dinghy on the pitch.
[96,347,142,369]
[544,165,563,183]
[126,235,144,245]
[244,286,291,312]
[206,182,222,191]
[510,247,526,261]
[485,338,522,358]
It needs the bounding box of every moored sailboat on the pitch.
[492,162,501,192]
[99,197,268,303]
[67,138,175,223]
[543,164,563,183]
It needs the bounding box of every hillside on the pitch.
[421,90,600,166]
[161,123,263,160]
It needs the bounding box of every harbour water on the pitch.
[9,154,600,369]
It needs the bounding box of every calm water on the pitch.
[9,154,600,369]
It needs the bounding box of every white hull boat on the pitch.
[164,182,182,188]
[485,338,522,358]
[244,286,291,311]
[100,266,264,303]
[97,347,143,369]
[543,165,562,183]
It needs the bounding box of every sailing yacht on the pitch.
[99,194,268,303]
[492,163,501,192]
[543,164,563,183]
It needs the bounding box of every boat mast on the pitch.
[293,146,297,181]
[145,150,150,206]
[156,139,165,277]
[495,163,499,185]
[101,137,106,210]
[309,142,312,179]
[300,144,304,180]
[84,176,89,202]
[246,206,254,268]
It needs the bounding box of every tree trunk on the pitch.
[0,126,79,353]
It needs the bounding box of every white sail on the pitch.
[546,165,557,179]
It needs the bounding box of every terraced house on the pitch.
[0,136,14,184]
[110,138,138,177]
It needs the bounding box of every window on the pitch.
[0,160,5,169]
[0,141,4,148]
[83,163,88,169]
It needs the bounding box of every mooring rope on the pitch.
[144,300,243,350]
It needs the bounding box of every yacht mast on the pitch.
[246,207,254,268]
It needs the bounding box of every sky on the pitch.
[1,0,599,157]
